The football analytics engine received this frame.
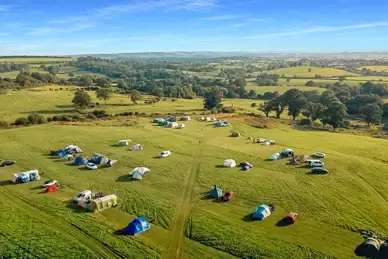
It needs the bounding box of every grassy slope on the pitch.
[269,66,357,77]
[0,87,263,122]
[1,117,387,258]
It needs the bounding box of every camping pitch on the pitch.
[84,194,118,212]
[132,144,143,151]
[117,140,130,146]
[252,204,272,220]
[130,167,150,180]
[223,159,236,168]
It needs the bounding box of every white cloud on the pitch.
[0,5,15,12]
[246,22,388,39]
[49,16,88,24]
[95,0,217,16]
[28,24,94,36]
[199,15,240,21]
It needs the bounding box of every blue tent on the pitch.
[252,204,271,220]
[123,217,150,235]
[19,173,30,183]
[74,156,88,166]
[211,185,223,198]
[57,150,68,157]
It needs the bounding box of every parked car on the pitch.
[308,160,324,168]
[42,179,58,188]
[311,167,329,174]
[73,190,92,202]
[284,212,298,223]
[1,160,16,167]
[312,152,326,158]
[223,191,233,201]
[86,163,98,170]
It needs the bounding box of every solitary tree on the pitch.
[308,68,312,72]
[131,90,143,104]
[258,102,273,117]
[72,88,92,108]
[282,89,308,120]
[96,88,113,105]
[203,88,223,110]
[361,103,382,126]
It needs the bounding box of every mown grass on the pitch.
[1,115,386,258]
[268,66,357,77]
[0,87,262,122]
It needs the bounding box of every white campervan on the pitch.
[308,160,324,168]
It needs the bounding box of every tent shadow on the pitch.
[153,156,161,159]
[0,180,12,186]
[354,243,378,258]
[78,167,90,171]
[305,171,324,175]
[264,158,273,162]
[200,193,213,200]
[215,165,225,168]
[30,186,43,190]
[64,162,75,167]
[213,197,226,203]
[276,218,292,227]
[114,229,126,235]
[116,175,136,182]
[242,213,254,222]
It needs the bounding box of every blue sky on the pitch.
[1,0,388,55]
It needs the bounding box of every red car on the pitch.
[223,191,233,201]
[284,212,298,223]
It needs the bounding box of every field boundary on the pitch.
[165,139,205,259]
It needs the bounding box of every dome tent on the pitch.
[130,167,150,180]
[123,217,150,235]
[211,185,223,198]
[117,140,130,146]
[45,185,58,193]
[223,159,236,168]
[74,156,88,166]
[131,144,143,151]
[252,204,271,220]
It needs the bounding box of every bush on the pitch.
[27,113,46,124]
[0,121,10,128]
[210,110,218,114]
[251,103,257,107]
[14,117,29,125]
[92,110,108,118]
[134,112,139,116]
[221,107,236,113]
[47,117,53,122]
[299,118,313,126]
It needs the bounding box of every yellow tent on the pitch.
[86,194,118,212]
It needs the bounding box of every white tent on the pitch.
[270,153,280,160]
[167,122,179,128]
[118,140,130,146]
[130,167,150,180]
[180,116,191,121]
[223,159,236,168]
[179,124,185,129]
[132,144,143,151]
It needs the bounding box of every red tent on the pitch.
[45,185,58,193]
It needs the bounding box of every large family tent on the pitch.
[63,145,83,154]
[153,118,163,123]
[89,153,109,165]
[85,194,118,212]
[117,140,130,146]
[123,217,150,235]
[270,153,281,160]
[223,159,236,168]
[12,170,40,183]
[167,116,176,122]
[211,185,223,198]
[252,204,272,220]
[131,167,150,180]
[281,148,295,157]
[180,116,191,121]
[132,144,143,151]
[74,156,88,166]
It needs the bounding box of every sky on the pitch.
[1,0,388,55]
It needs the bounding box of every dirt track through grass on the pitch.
[165,139,205,259]
[0,187,125,259]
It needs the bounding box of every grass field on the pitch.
[1,114,387,258]
[0,69,99,80]
[360,66,388,72]
[268,66,357,77]
[0,87,264,122]
[0,57,75,63]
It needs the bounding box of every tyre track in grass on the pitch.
[165,139,205,259]
[0,187,125,259]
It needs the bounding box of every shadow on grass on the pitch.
[65,200,89,214]
[305,171,327,175]
[116,175,136,182]
[242,213,254,222]
[64,162,75,167]
[114,229,126,235]
[213,197,226,203]
[0,180,12,186]
[30,186,43,190]
[78,167,91,171]
[55,105,74,109]
[20,109,75,115]
[200,192,213,200]
[215,165,225,168]
[153,156,161,159]
[276,218,293,227]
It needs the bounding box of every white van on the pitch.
[73,190,92,202]
[308,160,324,168]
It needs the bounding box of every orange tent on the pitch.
[45,185,58,193]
